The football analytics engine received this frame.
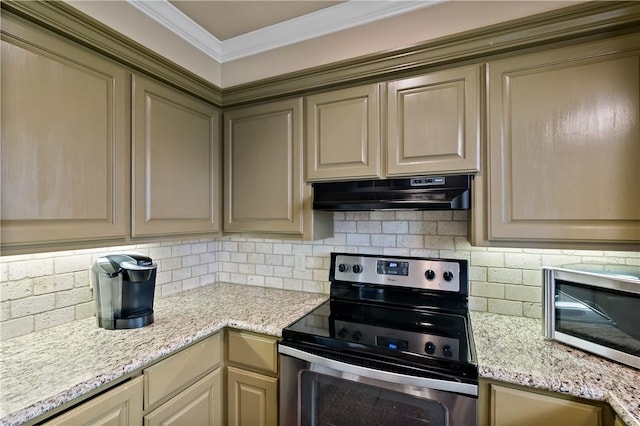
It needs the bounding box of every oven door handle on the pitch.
[279,345,478,397]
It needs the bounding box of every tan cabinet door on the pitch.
[477,33,640,246]
[223,98,305,234]
[144,369,222,426]
[306,84,381,180]
[42,377,143,426]
[1,15,128,251]
[227,366,278,426]
[386,64,481,176]
[489,384,603,426]
[131,74,221,238]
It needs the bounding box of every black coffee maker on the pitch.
[91,254,157,330]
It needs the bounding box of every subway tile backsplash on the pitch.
[1,211,637,341]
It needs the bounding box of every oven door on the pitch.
[280,345,477,426]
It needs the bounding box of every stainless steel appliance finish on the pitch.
[312,174,471,211]
[543,265,640,370]
[279,253,477,426]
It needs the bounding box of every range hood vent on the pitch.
[312,175,472,211]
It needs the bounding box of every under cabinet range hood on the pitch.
[312,175,471,211]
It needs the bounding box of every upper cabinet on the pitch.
[386,64,481,176]
[131,74,221,238]
[305,84,381,180]
[472,33,640,248]
[0,13,222,254]
[1,14,129,251]
[224,99,332,238]
[304,64,481,182]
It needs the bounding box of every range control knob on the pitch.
[352,331,362,342]
[443,271,454,281]
[443,345,453,358]
[352,264,363,274]
[338,264,349,273]
[424,341,436,355]
[425,269,436,280]
[337,327,348,339]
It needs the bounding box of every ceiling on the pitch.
[168,1,343,41]
[126,0,443,62]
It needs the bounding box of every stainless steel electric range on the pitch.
[279,252,478,426]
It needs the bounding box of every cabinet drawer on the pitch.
[144,333,221,410]
[227,330,278,375]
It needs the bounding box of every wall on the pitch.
[1,211,637,341]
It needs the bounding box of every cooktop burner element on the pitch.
[282,252,478,383]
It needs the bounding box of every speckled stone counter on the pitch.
[0,283,328,426]
[471,312,640,426]
[2,287,639,426]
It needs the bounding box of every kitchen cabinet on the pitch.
[304,64,481,182]
[131,73,221,238]
[305,84,382,180]
[144,369,221,426]
[1,13,223,255]
[479,380,615,426]
[143,333,222,425]
[472,33,640,248]
[386,64,481,176]
[224,99,332,239]
[41,376,143,426]
[1,13,129,252]
[226,330,279,426]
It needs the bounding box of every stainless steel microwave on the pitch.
[543,264,640,370]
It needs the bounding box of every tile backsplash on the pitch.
[1,211,637,341]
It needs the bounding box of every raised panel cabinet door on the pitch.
[224,98,304,234]
[386,64,481,176]
[485,33,640,245]
[42,376,143,426]
[227,366,278,426]
[1,15,128,250]
[489,384,603,426]
[144,369,222,426]
[305,84,381,180]
[132,73,221,238]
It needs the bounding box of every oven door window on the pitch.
[555,280,640,355]
[299,370,447,426]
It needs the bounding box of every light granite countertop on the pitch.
[1,284,638,426]
[471,312,640,426]
[0,283,328,426]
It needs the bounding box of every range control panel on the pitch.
[333,320,461,361]
[331,253,467,293]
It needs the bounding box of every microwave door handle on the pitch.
[278,345,477,397]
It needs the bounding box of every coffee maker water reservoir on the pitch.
[91,254,157,330]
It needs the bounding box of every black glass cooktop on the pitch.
[282,298,478,383]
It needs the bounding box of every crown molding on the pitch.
[127,0,443,63]
[126,0,223,62]
[222,1,444,62]
[3,1,638,109]
[0,0,223,105]
[222,1,640,106]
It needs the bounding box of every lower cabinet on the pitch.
[144,369,222,426]
[227,366,278,426]
[143,333,223,425]
[41,376,143,426]
[35,329,284,426]
[226,330,279,426]
[479,380,615,426]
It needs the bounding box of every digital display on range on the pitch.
[377,336,409,351]
[377,260,409,276]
